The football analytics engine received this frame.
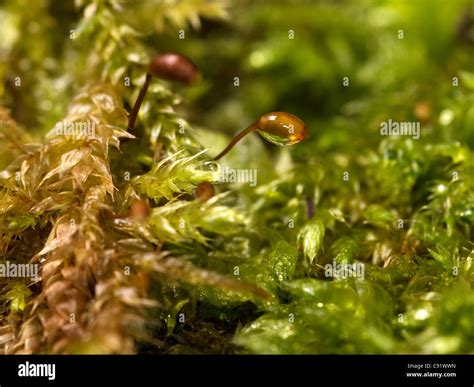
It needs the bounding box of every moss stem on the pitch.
[128,72,152,132]
[213,122,259,161]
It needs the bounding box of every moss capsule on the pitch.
[257,112,308,145]
[129,199,151,220]
[414,101,431,122]
[213,111,308,161]
[128,53,200,132]
[195,182,215,201]
[148,53,200,85]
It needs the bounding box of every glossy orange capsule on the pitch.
[257,112,308,145]
[213,112,308,161]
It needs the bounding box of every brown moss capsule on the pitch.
[129,199,151,220]
[414,101,431,122]
[213,111,308,161]
[195,182,215,201]
[148,53,200,85]
[128,53,200,132]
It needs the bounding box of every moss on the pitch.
[0,0,473,354]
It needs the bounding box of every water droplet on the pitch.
[256,130,303,145]
[203,160,219,172]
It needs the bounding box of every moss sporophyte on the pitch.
[128,53,201,132]
[213,112,309,160]
[194,113,308,201]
